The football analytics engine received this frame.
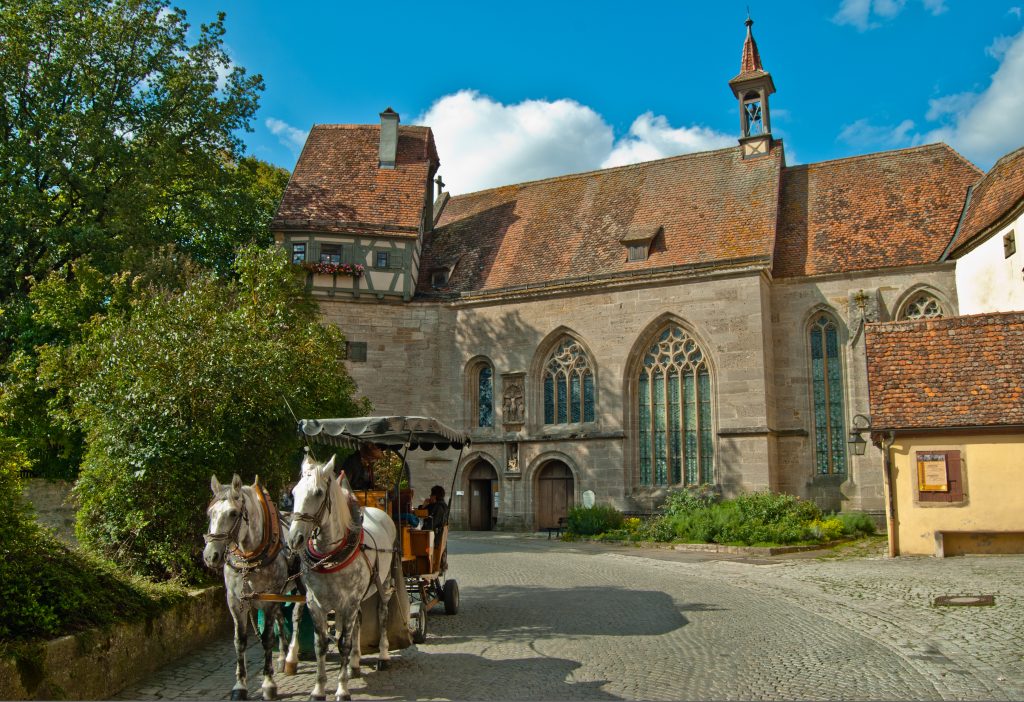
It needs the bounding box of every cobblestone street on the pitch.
[119,533,1024,701]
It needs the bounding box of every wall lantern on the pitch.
[848,413,871,456]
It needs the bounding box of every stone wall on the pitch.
[0,586,229,701]
[22,478,77,545]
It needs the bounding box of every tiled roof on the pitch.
[418,144,784,296]
[272,124,439,236]
[865,312,1024,431]
[772,144,980,278]
[731,18,766,83]
[948,145,1024,257]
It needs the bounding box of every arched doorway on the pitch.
[535,461,574,530]
[467,461,498,531]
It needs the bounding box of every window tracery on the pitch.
[809,314,846,475]
[637,326,713,487]
[903,294,943,320]
[542,338,595,425]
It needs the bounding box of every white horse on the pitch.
[288,453,398,701]
[204,474,305,700]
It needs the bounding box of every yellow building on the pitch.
[865,313,1024,556]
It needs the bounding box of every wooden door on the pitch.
[536,461,573,529]
[467,461,497,531]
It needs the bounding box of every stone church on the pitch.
[272,20,986,530]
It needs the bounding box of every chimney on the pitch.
[379,107,399,169]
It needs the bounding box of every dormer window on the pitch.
[431,270,448,288]
[620,226,662,263]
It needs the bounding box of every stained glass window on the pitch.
[543,338,596,425]
[477,365,493,428]
[810,314,846,475]
[637,326,713,487]
[903,294,943,320]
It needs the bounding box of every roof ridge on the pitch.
[310,123,431,131]
[785,142,966,172]
[448,143,774,200]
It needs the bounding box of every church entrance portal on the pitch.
[467,461,497,531]
[535,461,574,530]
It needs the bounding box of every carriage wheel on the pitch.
[411,605,427,644]
[442,579,459,615]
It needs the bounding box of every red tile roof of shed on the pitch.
[772,144,980,278]
[866,312,1024,431]
[948,145,1024,257]
[272,124,439,236]
[419,144,784,295]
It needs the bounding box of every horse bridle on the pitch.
[204,493,249,547]
[291,474,333,542]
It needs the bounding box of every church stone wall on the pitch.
[320,269,780,528]
[769,263,958,514]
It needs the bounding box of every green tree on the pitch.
[0,0,264,305]
[47,246,368,581]
[0,0,288,476]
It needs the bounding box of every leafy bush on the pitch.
[661,484,721,516]
[567,504,624,536]
[809,518,846,542]
[0,439,184,645]
[834,511,877,536]
[54,246,370,581]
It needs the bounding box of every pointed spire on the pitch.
[740,16,764,74]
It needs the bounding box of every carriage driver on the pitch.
[336,442,383,490]
[418,485,448,542]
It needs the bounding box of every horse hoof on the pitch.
[231,690,249,701]
[284,661,298,676]
[262,686,277,701]
[350,666,361,679]
[376,659,390,671]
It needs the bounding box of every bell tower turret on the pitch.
[728,16,776,159]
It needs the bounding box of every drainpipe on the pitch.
[875,430,898,557]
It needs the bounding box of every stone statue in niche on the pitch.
[502,380,524,424]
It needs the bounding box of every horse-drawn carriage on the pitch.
[296,415,467,646]
[204,415,468,701]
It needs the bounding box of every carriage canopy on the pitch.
[298,416,470,452]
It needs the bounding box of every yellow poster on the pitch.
[917,453,949,491]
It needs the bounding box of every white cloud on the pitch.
[415,91,734,194]
[986,34,1016,60]
[923,30,1024,166]
[838,118,917,148]
[833,0,944,30]
[1010,7,1022,20]
[266,118,309,155]
[925,92,979,121]
[602,113,734,168]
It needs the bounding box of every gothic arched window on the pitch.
[475,363,494,428]
[637,327,713,487]
[543,338,595,425]
[809,314,847,475]
[902,294,944,320]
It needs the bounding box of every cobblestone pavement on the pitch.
[118,533,1024,700]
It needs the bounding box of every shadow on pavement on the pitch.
[427,585,712,643]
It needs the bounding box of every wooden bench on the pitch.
[544,517,566,539]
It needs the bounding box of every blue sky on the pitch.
[178,0,1024,193]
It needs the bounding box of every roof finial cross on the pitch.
[435,174,446,198]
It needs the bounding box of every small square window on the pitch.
[1004,230,1016,258]
[320,243,342,265]
[376,251,390,268]
[627,244,647,262]
[431,271,448,289]
[291,242,306,264]
[345,341,367,363]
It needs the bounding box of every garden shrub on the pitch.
[661,484,721,516]
[0,439,184,645]
[834,511,877,536]
[567,504,624,536]
[55,246,370,581]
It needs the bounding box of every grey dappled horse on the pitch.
[204,474,305,700]
[288,453,398,701]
